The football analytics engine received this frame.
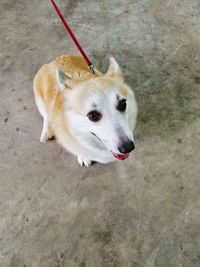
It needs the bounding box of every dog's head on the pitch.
[56,57,137,160]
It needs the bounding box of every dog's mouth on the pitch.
[91,132,129,161]
[112,152,129,160]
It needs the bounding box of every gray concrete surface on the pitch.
[0,0,200,266]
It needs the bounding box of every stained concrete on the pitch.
[0,0,200,266]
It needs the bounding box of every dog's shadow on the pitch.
[91,46,199,140]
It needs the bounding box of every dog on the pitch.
[33,55,137,166]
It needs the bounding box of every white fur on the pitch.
[63,79,137,165]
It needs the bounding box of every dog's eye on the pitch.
[87,111,102,122]
[117,99,127,112]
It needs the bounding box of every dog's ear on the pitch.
[106,57,123,80]
[56,69,72,91]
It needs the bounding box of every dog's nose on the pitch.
[118,141,135,154]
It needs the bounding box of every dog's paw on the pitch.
[40,131,55,143]
[78,157,92,167]
[40,134,48,143]
[40,134,55,143]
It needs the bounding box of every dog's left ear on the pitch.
[56,69,72,91]
[106,57,123,80]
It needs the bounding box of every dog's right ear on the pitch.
[106,57,123,81]
[56,69,72,91]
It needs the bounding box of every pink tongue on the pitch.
[114,153,129,160]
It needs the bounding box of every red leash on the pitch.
[50,0,95,74]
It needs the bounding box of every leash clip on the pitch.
[89,64,96,74]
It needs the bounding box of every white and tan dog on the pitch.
[33,55,137,166]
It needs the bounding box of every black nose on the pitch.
[118,141,135,154]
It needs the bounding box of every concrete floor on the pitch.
[0,0,200,266]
